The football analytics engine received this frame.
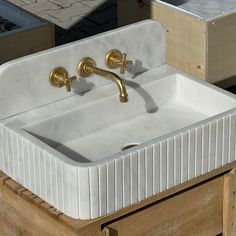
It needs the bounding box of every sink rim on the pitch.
[3,67,236,167]
[7,106,234,168]
[1,66,236,220]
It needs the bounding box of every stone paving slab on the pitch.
[8,0,116,30]
[7,0,117,45]
[23,0,61,13]
[45,2,91,23]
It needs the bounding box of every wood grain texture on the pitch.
[118,1,236,85]
[0,24,54,64]
[104,176,223,236]
[0,188,78,236]
[207,13,236,83]
[118,0,150,26]
[1,159,236,235]
[223,169,236,236]
[151,2,206,80]
[118,1,206,80]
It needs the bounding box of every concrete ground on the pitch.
[8,0,117,45]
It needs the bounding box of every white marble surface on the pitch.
[23,70,225,162]
[0,19,166,120]
[1,65,236,219]
[156,0,236,20]
[1,19,236,220]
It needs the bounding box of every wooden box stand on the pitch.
[118,0,236,86]
[1,161,236,235]
[0,0,54,65]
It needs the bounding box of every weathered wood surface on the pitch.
[151,2,206,80]
[223,169,236,236]
[207,13,236,83]
[105,176,223,236]
[0,24,54,65]
[1,160,236,235]
[118,0,236,84]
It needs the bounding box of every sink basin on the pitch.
[23,70,212,163]
[1,65,236,219]
[1,19,236,220]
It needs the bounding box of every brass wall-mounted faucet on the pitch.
[78,57,128,103]
[105,49,133,74]
[49,67,77,92]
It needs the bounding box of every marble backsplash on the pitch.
[0,19,166,120]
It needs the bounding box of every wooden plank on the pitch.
[207,13,236,84]
[0,215,21,236]
[0,171,10,185]
[223,169,236,236]
[5,179,23,193]
[118,0,150,26]
[0,185,80,236]
[104,176,223,236]
[118,1,236,85]
[1,158,236,235]
[151,2,206,80]
[0,171,102,236]
[214,75,236,89]
[0,24,54,64]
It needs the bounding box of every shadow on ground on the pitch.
[55,0,117,45]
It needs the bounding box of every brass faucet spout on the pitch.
[87,66,128,103]
[78,57,128,103]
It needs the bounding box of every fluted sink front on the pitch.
[1,66,236,219]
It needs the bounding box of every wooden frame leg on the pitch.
[223,169,236,235]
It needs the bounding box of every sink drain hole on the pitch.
[121,143,139,151]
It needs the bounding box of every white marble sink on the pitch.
[22,70,223,163]
[1,20,236,219]
[1,66,236,219]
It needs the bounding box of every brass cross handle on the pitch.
[49,67,77,92]
[105,49,133,74]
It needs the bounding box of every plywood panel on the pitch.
[223,169,236,236]
[151,2,206,80]
[118,0,150,26]
[207,13,236,83]
[105,176,223,236]
[0,24,54,64]
[1,159,236,235]
[118,1,236,85]
[0,186,79,236]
